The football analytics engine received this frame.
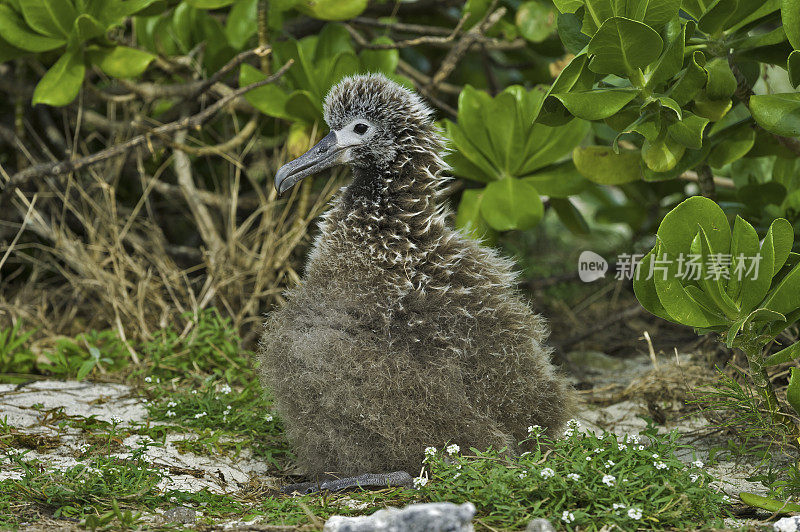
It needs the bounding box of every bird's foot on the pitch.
[281,471,413,495]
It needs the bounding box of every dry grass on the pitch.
[0,105,340,354]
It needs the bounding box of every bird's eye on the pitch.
[353,123,369,135]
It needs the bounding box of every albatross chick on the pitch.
[259,73,574,480]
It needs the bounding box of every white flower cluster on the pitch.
[627,508,642,520]
[166,410,176,417]
[602,474,616,487]
[446,443,460,455]
[692,460,704,468]
[194,412,207,419]
[566,473,580,481]
[563,419,581,437]
[540,468,555,479]
[654,461,668,470]
[604,460,615,469]
[413,476,428,489]
[423,446,437,462]
[561,511,575,523]
[219,383,232,395]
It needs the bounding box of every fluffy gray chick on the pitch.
[259,73,574,479]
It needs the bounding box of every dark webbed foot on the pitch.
[281,471,413,495]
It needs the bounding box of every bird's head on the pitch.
[274,73,437,194]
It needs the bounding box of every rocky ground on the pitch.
[0,347,786,530]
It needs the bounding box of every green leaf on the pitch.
[240,64,292,120]
[789,50,800,88]
[517,2,556,42]
[749,93,800,137]
[557,11,591,54]
[479,179,544,231]
[550,197,590,234]
[727,216,759,301]
[554,0,585,12]
[74,13,108,42]
[697,0,738,34]
[445,120,499,182]
[633,247,676,322]
[668,111,709,149]
[587,17,664,77]
[297,0,368,20]
[656,196,731,256]
[670,50,707,106]
[788,367,800,415]
[631,0,682,29]
[456,188,495,241]
[739,223,776,312]
[693,227,740,318]
[704,58,737,100]
[32,50,86,107]
[184,0,235,7]
[646,20,685,88]
[20,0,78,38]
[88,46,155,78]
[765,341,800,366]
[573,146,643,184]
[739,492,800,514]
[642,134,685,172]
[652,246,723,327]
[0,5,66,52]
[554,88,639,120]
[76,359,95,381]
[783,0,800,49]
[285,90,322,124]
[523,161,591,197]
[707,126,755,167]
[225,0,258,49]
[763,263,800,315]
[694,95,732,122]
[359,38,399,74]
[770,218,794,275]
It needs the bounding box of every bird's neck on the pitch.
[338,151,448,241]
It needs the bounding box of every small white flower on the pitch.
[156,378,161,383]
[453,472,460,479]
[689,473,699,483]
[455,464,462,469]
[424,446,437,460]
[413,476,428,489]
[605,460,615,468]
[191,390,198,395]
[167,401,177,408]
[561,511,575,523]
[637,445,645,450]
[446,444,460,455]
[722,495,731,503]
[226,405,232,410]
[566,473,580,481]
[519,472,527,479]
[627,508,642,520]
[692,460,704,468]
[144,377,152,383]
[602,474,616,487]
[586,456,592,461]
[194,412,207,419]
[567,419,580,429]
[618,443,627,450]
[219,384,232,395]
[593,448,602,454]
[652,453,660,459]
[165,410,176,417]
[110,416,122,424]
[654,461,668,470]
[540,468,555,479]
[265,414,273,422]
[613,503,626,511]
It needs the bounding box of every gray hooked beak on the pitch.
[274,131,344,194]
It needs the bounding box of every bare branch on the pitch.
[0,58,293,210]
